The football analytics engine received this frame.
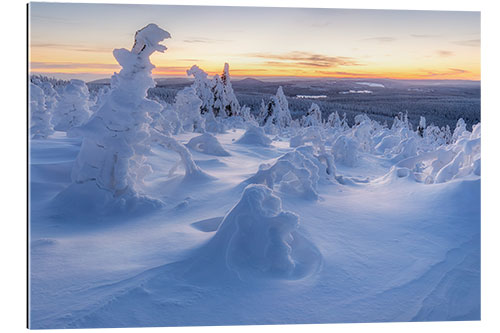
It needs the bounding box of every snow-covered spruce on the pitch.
[187,63,241,119]
[58,24,181,214]
[173,86,205,132]
[258,86,292,131]
[301,103,322,127]
[52,79,91,132]
[186,133,230,156]
[29,83,54,139]
[189,184,321,279]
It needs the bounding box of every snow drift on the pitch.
[186,184,322,280]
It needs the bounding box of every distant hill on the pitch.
[88,77,194,86]
[232,77,266,87]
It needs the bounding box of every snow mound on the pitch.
[332,135,359,167]
[235,124,272,146]
[290,126,324,148]
[244,147,333,200]
[186,133,230,156]
[193,184,321,279]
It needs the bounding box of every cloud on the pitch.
[362,37,396,43]
[183,37,231,44]
[411,34,440,38]
[30,61,119,70]
[448,68,470,74]
[315,71,371,77]
[453,39,480,47]
[419,68,471,77]
[437,50,454,57]
[31,42,111,53]
[154,66,191,74]
[246,51,362,68]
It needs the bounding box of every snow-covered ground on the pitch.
[29,126,480,328]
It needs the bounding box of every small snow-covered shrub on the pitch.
[186,133,230,156]
[235,124,272,146]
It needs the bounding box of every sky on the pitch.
[29,2,480,81]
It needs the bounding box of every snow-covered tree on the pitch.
[302,103,322,127]
[187,63,241,119]
[29,83,54,139]
[52,79,91,132]
[220,63,240,117]
[259,86,292,129]
[186,65,214,115]
[211,74,226,117]
[417,116,426,137]
[69,24,174,203]
[327,111,348,130]
[452,118,467,143]
[174,86,204,132]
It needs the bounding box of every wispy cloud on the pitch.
[453,39,480,47]
[30,61,119,70]
[419,68,470,77]
[437,50,454,57]
[183,37,231,44]
[31,42,111,53]
[411,34,440,38]
[245,51,362,68]
[316,71,371,77]
[362,37,396,43]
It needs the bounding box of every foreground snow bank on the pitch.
[187,184,321,280]
[235,125,272,146]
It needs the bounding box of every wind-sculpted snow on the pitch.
[187,184,322,280]
[377,122,480,184]
[244,146,336,200]
[186,133,230,156]
[235,124,272,146]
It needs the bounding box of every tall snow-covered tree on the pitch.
[187,65,214,115]
[187,63,241,118]
[259,86,292,128]
[69,24,176,203]
[220,63,240,117]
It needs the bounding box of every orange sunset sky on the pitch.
[29,2,480,82]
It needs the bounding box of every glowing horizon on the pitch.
[29,2,480,82]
